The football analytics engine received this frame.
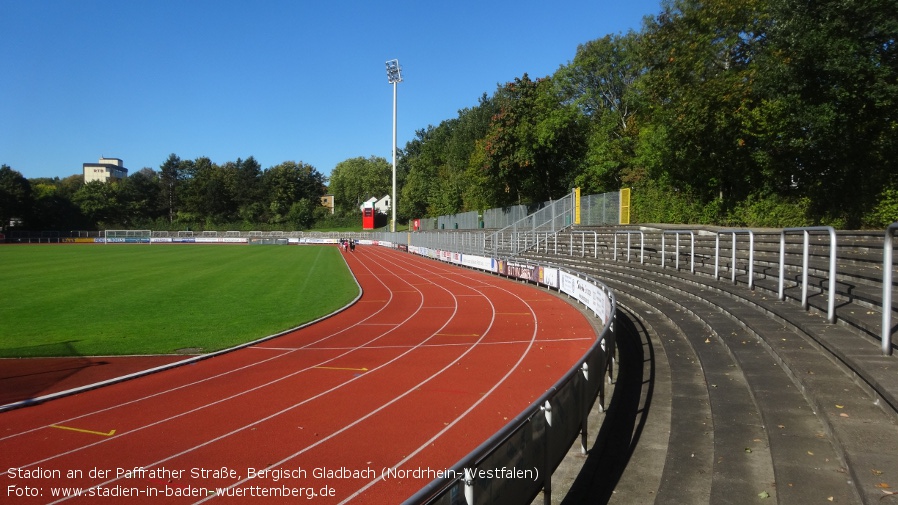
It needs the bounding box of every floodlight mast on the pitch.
[385,59,402,233]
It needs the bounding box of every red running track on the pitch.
[1,246,597,504]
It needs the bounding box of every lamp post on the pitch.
[385,59,402,233]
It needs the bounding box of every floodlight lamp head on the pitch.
[385,59,402,84]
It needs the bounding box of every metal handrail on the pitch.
[661,230,695,273]
[715,230,755,289]
[883,223,898,355]
[571,231,598,258]
[613,230,645,264]
[778,226,837,323]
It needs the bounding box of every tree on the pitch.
[473,74,587,207]
[0,165,33,230]
[286,198,317,229]
[232,156,263,221]
[752,0,898,226]
[159,153,182,224]
[262,161,326,226]
[119,168,163,226]
[180,157,238,223]
[554,32,645,193]
[328,156,391,215]
[638,0,768,217]
[72,180,122,227]
[399,93,499,219]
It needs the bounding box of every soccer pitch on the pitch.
[0,245,359,358]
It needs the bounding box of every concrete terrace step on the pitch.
[600,269,852,504]
[522,248,898,505]
[584,259,898,420]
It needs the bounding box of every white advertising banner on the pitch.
[540,267,559,289]
[559,270,608,325]
[460,254,497,273]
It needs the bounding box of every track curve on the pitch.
[1,245,597,504]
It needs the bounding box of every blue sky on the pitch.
[2,0,661,181]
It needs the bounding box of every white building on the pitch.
[359,195,391,214]
[83,157,128,183]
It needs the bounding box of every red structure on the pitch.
[362,206,375,230]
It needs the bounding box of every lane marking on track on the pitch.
[313,366,368,372]
[50,425,116,437]
[251,338,590,352]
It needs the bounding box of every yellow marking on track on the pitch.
[313,366,369,372]
[50,425,116,437]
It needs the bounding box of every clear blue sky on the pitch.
[1,0,661,181]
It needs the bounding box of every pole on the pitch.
[391,80,398,233]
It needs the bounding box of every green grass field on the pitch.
[0,245,360,358]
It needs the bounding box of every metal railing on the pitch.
[613,230,645,264]
[661,230,695,273]
[571,231,598,258]
[883,223,898,355]
[715,230,755,289]
[485,192,575,258]
[778,227,838,324]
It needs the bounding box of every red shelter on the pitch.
[362,205,375,230]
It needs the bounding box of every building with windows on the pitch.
[320,194,335,214]
[83,157,128,183]
[359,195,391,214]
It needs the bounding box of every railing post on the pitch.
[883,223,898,356]
[676,233,680,271]
[580,362,589,455]
[542,400,553,505]
[779,231,786,300]
[662,230,695,273]
[715,233,721,280]
[730,233,737,283]
[779,227,837,323]
[638,232,644,264]
[661,233,666,269]
[801,230,810,309]
[464,468,475,505]
[747,231,755,290]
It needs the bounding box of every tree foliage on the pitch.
[328,156,392,215]
[471,74,587,207]
[0,165,33,230]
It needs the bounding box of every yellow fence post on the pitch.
[620,188,631,225]
[574,187,581,225]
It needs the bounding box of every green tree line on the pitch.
[398,0,897,228]
[3,0,896,231]
[1,155,330,232]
